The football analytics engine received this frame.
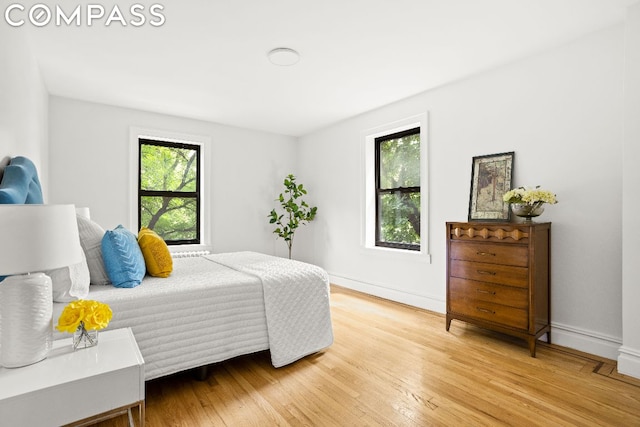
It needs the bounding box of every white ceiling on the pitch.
[25,0,636,137]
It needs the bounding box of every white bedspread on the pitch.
[54,256,270,380]
[51,252,333,379]
[207,252,334,367]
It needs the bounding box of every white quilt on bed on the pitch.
[54,256,271,380]
[207,252,334,368]
[52,252,333,379]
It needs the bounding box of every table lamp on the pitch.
[0,204,83,368]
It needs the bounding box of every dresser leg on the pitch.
[446,315,452,331]
[528,338,536,357]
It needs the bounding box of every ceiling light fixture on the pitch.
[267,47,300,66]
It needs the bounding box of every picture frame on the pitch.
[468,151,514,221]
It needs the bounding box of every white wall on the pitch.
[297,25,625,360]
[48,96,297,256]
[619,2,640,378]
[0,24,48,192]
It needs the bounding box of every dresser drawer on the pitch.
[449,277,528,309]
[449,241,528,267]
[449,298,528,330]
[450,259,528,288]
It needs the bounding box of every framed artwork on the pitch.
[468,151,514,221]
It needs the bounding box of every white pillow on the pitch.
[46,251,90,302]
[76,215,110,285]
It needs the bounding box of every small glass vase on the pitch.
[511,202,545,223]
[73,322,98,350]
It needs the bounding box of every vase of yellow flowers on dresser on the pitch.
[503,186,558,222]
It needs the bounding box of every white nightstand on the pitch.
[0,328,145,427]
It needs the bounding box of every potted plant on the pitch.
[269,174,318,259]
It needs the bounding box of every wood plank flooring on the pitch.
[95,285,640,426]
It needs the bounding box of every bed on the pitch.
[53,251,333,380]
[0,156,333,380]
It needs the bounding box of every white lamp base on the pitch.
[0,273,53,368]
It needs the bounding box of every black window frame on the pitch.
[138,138,201,245]
[375,127,421,251]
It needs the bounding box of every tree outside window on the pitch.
[139,139,200,245]
[375,127,421,250]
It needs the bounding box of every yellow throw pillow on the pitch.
[137,227,173,278]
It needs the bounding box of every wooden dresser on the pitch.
[446,222,551,356]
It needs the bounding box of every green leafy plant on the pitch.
[269,174,318,259]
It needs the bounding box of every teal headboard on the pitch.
[0,156,43,204]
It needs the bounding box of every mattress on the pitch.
[53,256,270,380]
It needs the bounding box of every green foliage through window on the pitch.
[375,128,420,250]
[139,139,200,244]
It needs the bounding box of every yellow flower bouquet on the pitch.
[57,300,113,349]
[503,186,558,222]
[502,186,558,205]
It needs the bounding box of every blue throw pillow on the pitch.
[101,225,145,288]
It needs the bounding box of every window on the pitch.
[138,139,200,245]
[375,127,420,251]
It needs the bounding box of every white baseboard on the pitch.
[545,322,622,360]
[618,346,640,379]
[328,273,446,314]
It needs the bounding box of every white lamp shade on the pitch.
[0,204,83,275]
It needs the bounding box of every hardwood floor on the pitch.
[96,285,640,426]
